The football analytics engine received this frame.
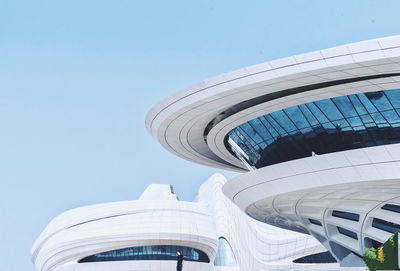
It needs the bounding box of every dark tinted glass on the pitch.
[332,211,360,222]
[226,89,400,168]
[365,237,383,249]
[293,251,336,264]
[309,218,322,226]
[372,218,400,234]
[381,204,400,214]
[79,245,210,263]
[337,227,358,240]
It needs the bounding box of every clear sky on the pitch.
[1,1,400,270]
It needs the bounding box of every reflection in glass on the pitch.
[79,245,210,263]
[226,89,400,168]
[214,237,237,266]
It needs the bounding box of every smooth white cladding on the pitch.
[139,184,179,200]
[146,35,400,171]
[143,36,400,268]
[32,174,343,271]
[223,144,400,266]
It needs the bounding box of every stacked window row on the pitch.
[307,204,400,247]
[79,245,210,263]
[227,89,400,168]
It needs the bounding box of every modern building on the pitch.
[33,36,400,271]
[146,35,400,267]
[31,174,336,271]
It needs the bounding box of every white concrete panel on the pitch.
[32,174,338,271]
[146,35,400,171]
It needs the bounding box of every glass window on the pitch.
[79,245,210,263]
[360,114,374,124]
[309,218,322,226]
[337,227,358,240]
[358,94,378,113]
[347,117,363,128]
[270,111,297,133]
[299,104,320,126]
[265,115,287,135]
[386,89,400,109]
[332,96,358,118]
[284,107,310,129]
[306,103,329,123]
[365,237,383,249]
[214,237,237,266]
[372,218,400,234]
[240,123,264,144]
[332,210,360,222]
[249,119,273,142]
[333,119,350,129]
[382,204,400,213]
[259,116,279,138]
[226,89,400,169]
[322,122,335,130]
[293,251,336,264]
[349,95,368,115]
[367,92,393,111]
[315,99,343,121]
[381,110,400,125]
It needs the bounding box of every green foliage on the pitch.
[365,248,376,260]
[363,231,399,270]
[364,248,379,271]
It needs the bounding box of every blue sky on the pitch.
[1,1,399,270]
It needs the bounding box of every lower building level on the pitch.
[31,174,364,271]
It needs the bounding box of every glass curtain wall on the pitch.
[227,89,400,168]
[79,245,210,263]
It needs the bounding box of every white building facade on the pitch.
[146,36,400,267]
[32,175,337,271]
[32,36,400,270]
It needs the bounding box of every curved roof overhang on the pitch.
[146,36,400,171]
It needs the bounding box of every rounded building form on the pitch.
[147,36,400,266]
[32,175,330,271]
